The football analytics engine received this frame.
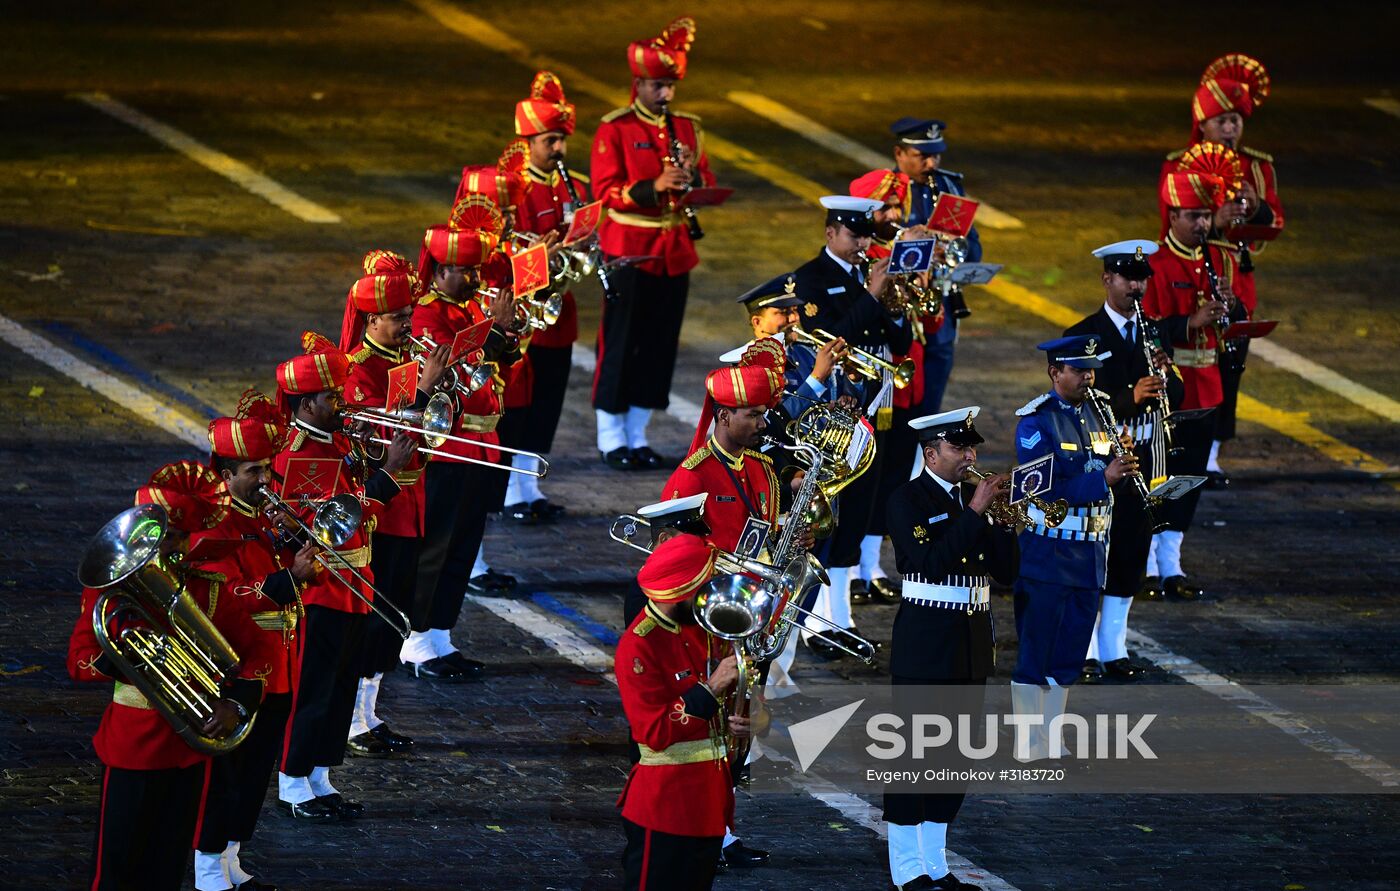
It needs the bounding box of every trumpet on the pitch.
[609,516,875,663]
[78,504,257,755]
[258,487,412,638]
[406,334,492,397]
[338,406,550,478]
[962,465,1068,528]
[788,325,915,389]
[515,290,564,331]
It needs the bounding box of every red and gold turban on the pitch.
[1190,54,1269,142]
[637,533,718,603]
[515,71,576,137]
[135,460,231,533]
[687,342,785,455]
[628,17,696,80]
[1176,143,1243,200]
[275,331,350,416]
[339,249,419,352]
[417,195,504,295]
[208,389,284,462]
[1160,171,1227,211]
[849,169,909,206]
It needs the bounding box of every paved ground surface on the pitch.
[3,2,1400,889]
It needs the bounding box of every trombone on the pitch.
[788,325,915,389]
[406,333,492,397]
[257,486,412,639]
[609,515,875,663]
[962,465,1069,528]
[338,403,550,478]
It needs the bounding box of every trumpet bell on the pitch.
[420,392,455,447]
[892,358,916,389]
[943,236,970,266]
[1038,498,1070,528]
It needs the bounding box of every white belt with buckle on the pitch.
[901,579,991,610]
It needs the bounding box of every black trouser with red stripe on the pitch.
[415,460,491,632]
[361,533,419,676]
[197,692,291,854]
[282,606,364,777]
[622,817,722,891]
[592,266,689,413]
[91,761,206,890]
[521,343,573,453]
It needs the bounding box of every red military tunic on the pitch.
[412,289,509,466]
[272,424,392,614]
[591,101,715,277]
[189,496,300,696]
[520,163,587,350]
[615,602,735,837]
[662,437,779,555]
[1142,232,1236,410]
[345,336,428,538]
[68,571,262,770]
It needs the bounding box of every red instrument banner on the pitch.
[510,244,551,298]
[928,193,979,237]
[678,186,733,208]
[563,200,604,246]
[385,361,418,411]
[279,457,344,504]
[450,319,494,362]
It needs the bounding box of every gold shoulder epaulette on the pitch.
[1207,238,1235,251]
[601,106,633,123]
[744,448,773,465]
[670,110,702,124]
[569,170,591,183]
[681,447,711,470]
[348,345,373,364]
[632,616,657,637]
[1164,148,1186,161]
[186,567,227,583]
[1238,146,1274,163]
[288,430,308,451]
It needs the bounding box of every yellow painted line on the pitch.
[726,90,1024,230]
[74,92,342,224]
[411,0,1394,482]
[86,219,203,238]
[1364,97,1400,119]
[0,313,209,450]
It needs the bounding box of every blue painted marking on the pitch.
[40,321,222,420]
[529,592,620,646]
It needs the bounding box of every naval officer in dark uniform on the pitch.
[883,407,1018,891]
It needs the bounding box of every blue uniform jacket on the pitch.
[1013,390,1114,589]
[781,340,868,420]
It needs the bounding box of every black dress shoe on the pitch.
[869,577,902,603]
[317,793,363,819]
[234,881,279,891]
[601,447,635,470]
[930,873,982,890]
[467,572,514,596]
[804,635,844,661]
[1205,469,1230,489]
[484,569,517,589]
[368,722,414,750]
[840,627,881,653]
[346,731,395,758]
[1080,658,1104,684]
[281,797,339,822]
[1138,575,1165,601]
[894,877,936,891]
[630,446,668,470]
[504,501,539,524]
[720,840,769,868]
[441,650,486,677]
[1103,657,1141,680]
[406,656,468,681]
[530,497,566,520]
[1164,574,1207,601]
[850,578,871,605]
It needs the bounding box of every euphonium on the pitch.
[962,466,1068,528]
[78,504,256,756]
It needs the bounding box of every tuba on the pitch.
[78,504,256,756]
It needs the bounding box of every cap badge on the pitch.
[1134,246,1144,260]
[1086,338,1098,355]
[783,277,797,295]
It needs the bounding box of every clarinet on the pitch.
[1199,232,1246,373]
[661,106,704,241]
[1131,293,1172,426]
[554,159,616,301]
[1083,388,1166,532]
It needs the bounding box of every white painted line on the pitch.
[1250,338,1400,423]
[726,90,1024,230]
[471,590,1022,889]
[1127,629,1400,787]
[569,343,704,428]
[1363,97,1400,119]
[0,313,208,450]
[74,92,341,224]
[466,594,616,682]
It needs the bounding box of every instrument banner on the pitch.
[929,193,979,237]
[280,457,345,504]
[510,244,551,297]
[889,238,937,275]
[1010,454,1053,505]
[450,319,494,362]
[385,361,418,411]
[563,200,604,245]
[677,186,733,208]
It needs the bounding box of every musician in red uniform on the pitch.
[272,336,413,821]
[69,463,265,891]
[340,250,449,757]
[616,533,748,890]
[192,400,318,891]
[1142,171,1235,602]
[403,203,523,678]
[590,16,716,470]
[1159,56,1281,486]
[503,71,588,522]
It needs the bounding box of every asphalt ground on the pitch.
[2,2,1400,889]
